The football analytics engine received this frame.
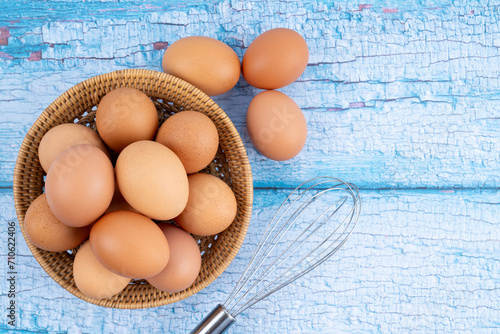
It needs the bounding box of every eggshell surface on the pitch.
[115,140,189,220]
[246,90,307,161]
[242,28,309,89]
[89,211,170,279]
[24,193,91,252]
[174,173,237,236]
[147,224,201,293]
[38,123,109,173]
[73,241,131,300]
[45,144,115,227]
[156,111,219,174]
[162,36,241,96]
[96,87,159,152]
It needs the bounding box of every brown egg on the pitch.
[147,224,201,293]
[115,140,189,220]
[174,173,237,236]
[38,123,109,173]
[45,144,115,227]
[96,87,159,152]
[156,111,219,174]
[89,211,170,279]
[73,241,131,300]
[162,36,241,96]
[24,193,91,252]
[242,28,309,89]
[246,90,307,161]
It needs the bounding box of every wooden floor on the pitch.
[1,1,499,333]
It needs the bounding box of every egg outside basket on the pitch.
[13,69,253,309]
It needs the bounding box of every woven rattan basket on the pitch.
[13,69,253,309]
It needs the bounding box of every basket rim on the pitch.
[13,68,253,309]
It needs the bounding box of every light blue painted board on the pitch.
[1,188,499,333]
[1,1,499,189]
[1,1,499,333]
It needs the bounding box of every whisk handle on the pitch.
[189,304,235,334]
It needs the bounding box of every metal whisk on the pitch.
[190,176,361,334]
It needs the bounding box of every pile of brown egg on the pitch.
[23,27,309,300]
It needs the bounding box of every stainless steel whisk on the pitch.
[190,176,361,334]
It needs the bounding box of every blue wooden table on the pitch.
[1,1,499,333]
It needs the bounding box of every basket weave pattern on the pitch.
[13,69,253,309]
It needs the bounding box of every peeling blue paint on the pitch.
[1,0,499,333]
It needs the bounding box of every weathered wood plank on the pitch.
[1,188,498,333]
[1,1,499,189]
[1,1,499,332]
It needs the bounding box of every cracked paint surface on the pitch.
[0,189,498,333]
[0,0,499,333]
[0,0,498,189]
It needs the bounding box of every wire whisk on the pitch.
[190,176,361,334]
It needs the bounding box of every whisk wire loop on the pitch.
[190,177,361,334]
[223,177,360,317]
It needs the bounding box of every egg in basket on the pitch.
[13,69,253,309]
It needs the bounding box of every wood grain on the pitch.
[1,188,498,333]
[1,0,499,333]
[1,0,498,189]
